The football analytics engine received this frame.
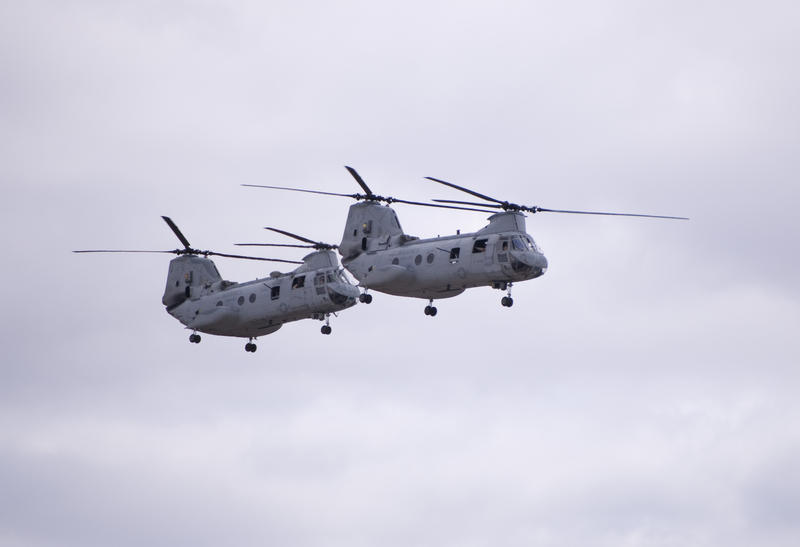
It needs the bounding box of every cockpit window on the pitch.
[326,271,336,283]
[526,236,539,252]
[512,237,527,251]
[292,275,305,289]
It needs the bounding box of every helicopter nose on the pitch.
[537,253,548,274]
[338,282,362,299]
[327,283,359,306]
[517,252,547,277]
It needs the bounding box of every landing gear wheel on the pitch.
[424,305,438,316]
[189,333,201,343]
[245,342,257,353]
[359,293,373,304]
[501,296,514,307]
[321,325,332,335]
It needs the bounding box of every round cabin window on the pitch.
[414,255,422,265]
[237,296,245,306]
[427,253,434,264]
[249,293,256,303]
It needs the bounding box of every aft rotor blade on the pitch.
[236,243,315,249]
[390,197,498,213]
[241,184,356,199]
[345,166,374,196]
[73,249,178,254]
[161,216,192,249]
[425,177,504,205]
[264,227,319,245]
[205,251,303,264]
[535,208,689,220]
[433,199,504,209]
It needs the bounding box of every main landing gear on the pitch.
[424,299,438,317]
[321,314,332,335]
[189,332,201,344]
[358,291,373,304]
[245,338,257,353]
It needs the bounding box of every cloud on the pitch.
[1,1,799,546]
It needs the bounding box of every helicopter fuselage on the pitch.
[340,208,548,299]
[166,252,359,338]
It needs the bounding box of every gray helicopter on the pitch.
[246,167,687,316]
[74,217,360,352]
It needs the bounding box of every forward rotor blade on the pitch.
[161,216,192,249]
[432,199,504,209]
[345,166,374,196]
[205,251,303,264]
[242,184,356,198]
[535,208,689,220]
[264,227,319,245]
[236,243,315,249]
[425,177,504,205]
[73,249,178,254]
[390,198,498,213]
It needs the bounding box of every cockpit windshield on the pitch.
[510,235,540,252]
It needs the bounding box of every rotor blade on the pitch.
[390,198,499,213]
[241,184,356,199]
[425,177,504,205]
[264,227,320,245]
[205,251,303,264]
[345,166,374,196]
[161,216,192,249]
[535,208,689,220]
[432,199,505,209]
[236,243,315,249]
[73,249,178,254]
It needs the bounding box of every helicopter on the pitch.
[245,167,687,316]
[74,216,361,352]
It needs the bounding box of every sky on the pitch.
[1,1,799,546]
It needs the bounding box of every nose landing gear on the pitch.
[424,299,438,316]
[501,283,514,308]
[321,314,332,335]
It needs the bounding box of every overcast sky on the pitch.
[2,1,799,546]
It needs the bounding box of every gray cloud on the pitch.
[2,1,799,546]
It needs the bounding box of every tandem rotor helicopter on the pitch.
[74,216,360,352]
[245,166,687,316]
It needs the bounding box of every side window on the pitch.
[414,255,422,265]
[426,253,434,264]
[326,271,335,283]
[271,286,280,300]
[314,273,325,286]
[500,239,509,251]
[472,239,488,253]
[449,247,460,262]
[292,276,305,289]
[237,296,245,306]
[391,257,399,265]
